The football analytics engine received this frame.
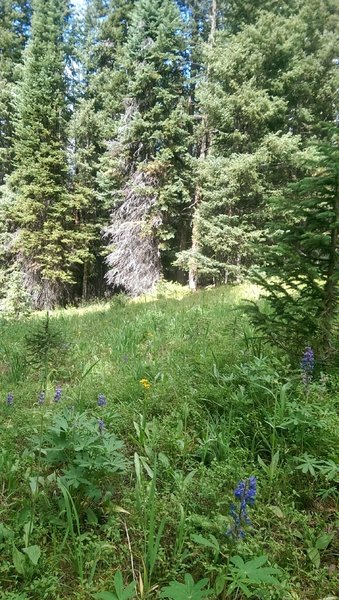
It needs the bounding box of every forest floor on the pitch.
[0,284,338,599]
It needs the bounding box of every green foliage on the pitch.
[304,531,334,569]
[0,0,31,182]
[37,410,127,500]
[3,0,95,308]
[58,480,84,581]
[226,555,283,598]
[0,280,338,598]
[102,0,193,294]
[248,134,339,361]
[178,0,338,285]
[160,574,212,599]
[94,571,136,600]
[25,312,67,387]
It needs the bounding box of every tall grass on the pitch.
[0,284,337,599]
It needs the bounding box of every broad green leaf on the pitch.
[243,555,268,570]
[23,544,41,566]
[85,508,98,525]
[230,555,245,569]
[269,506,284,519]
[12,546,26,575]
[160,574,212,599]
[113,571,136,600]
[307,547,320,568]
[191,533,220,553]
[215,573,226,596]
[315,533,333,550]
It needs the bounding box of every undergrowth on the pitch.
[0,285,338,599]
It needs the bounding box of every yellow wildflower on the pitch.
[139,378,151,389]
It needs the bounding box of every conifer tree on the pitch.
[69,0,135,299]
[5,0,84,308]
[103,0,192,295]
[0,1,31,310]
[249,131,339,362]
[0,0,31,184]
[178,0,338,286]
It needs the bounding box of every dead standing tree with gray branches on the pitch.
[105,169,162,296]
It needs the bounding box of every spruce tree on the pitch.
[249,131,339,362]
[103,0,192,295]
[68,0,136,299]
[177,0,338,286]
[0,1,31,185]
[0,1,31,311]
[5,0,83,308]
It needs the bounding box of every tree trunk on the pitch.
[82,262,88,301]
[188,0,217,291]
[320,165,339,355]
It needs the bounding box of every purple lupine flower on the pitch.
[38,391,45,405]
[54,386,62,402]
[301,347,315,385]
[97,393,107,407]
[234,480,246,500]
[98,419,105,433]
[6,392,14,406]
[227,476,257,539]
[246,476,257,505]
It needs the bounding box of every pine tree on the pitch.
[5,0,83,308]
[68,0,136,299]
[103,0,192,295]
[0,1,31,312]
[177,0,338,286]
[0,0,31,184]
[249,130,339,362]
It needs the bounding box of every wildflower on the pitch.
[246,476,257,505]
[98,418,105,433]
[6,392,14,406]
[140,378,151,389]
[227,476,257,539]
[54,386,62,402]
[38,391,45,405]
[97,393,107,407]
[301,346,315,385]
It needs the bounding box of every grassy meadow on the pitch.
[0,284,338,599]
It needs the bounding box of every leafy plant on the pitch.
[94,571,136,600]
[305,532,334,569]
[160,574,212,599]
[12,543,41,576]
[25,312,67,386]
[191,533,221,561]
[138,462,166,595]
[58,480,84,581]
[226,555,283,598]
[35,410,127,501]
[295,454,339,480]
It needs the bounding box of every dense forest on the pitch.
[1,3,339,598]
[0,1,337,299]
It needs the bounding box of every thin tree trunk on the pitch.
[320,165,339,354]
[82,262,88,301]
[188,0,217,291]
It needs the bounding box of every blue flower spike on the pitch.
[54,386,62,402]
[6,392,14,406]
[97,393,107,407]
[228,476,257,539]
[301,346,315,385]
